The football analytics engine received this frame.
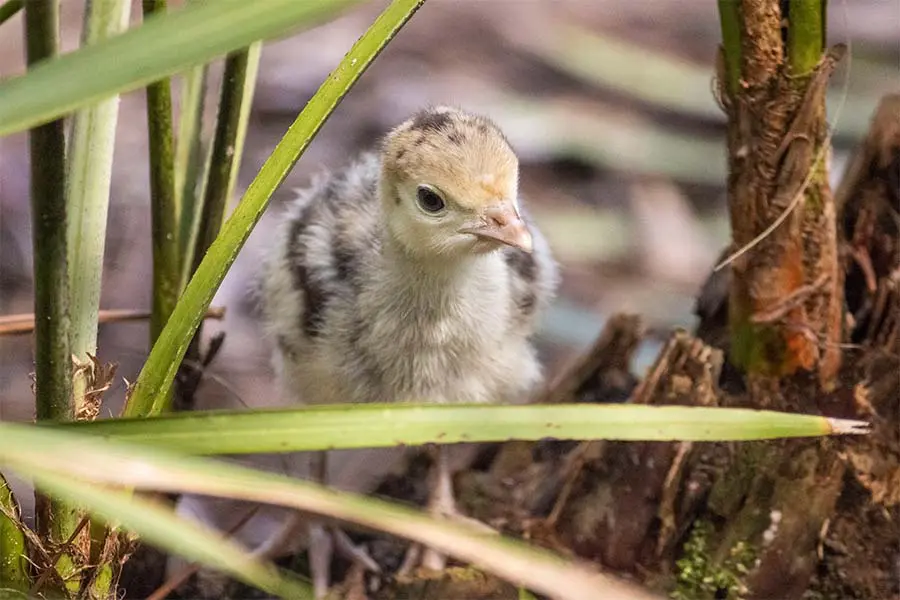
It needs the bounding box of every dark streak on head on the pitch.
[473,116,514,154]
[447,130,464,146]
[287,207,329,337]
[410,110,453,134]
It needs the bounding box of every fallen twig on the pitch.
[0,307,226,336]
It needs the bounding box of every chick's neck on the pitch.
[374,220,508,321]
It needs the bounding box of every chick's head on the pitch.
[380,107,532,260]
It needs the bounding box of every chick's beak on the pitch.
[462,203,533,253]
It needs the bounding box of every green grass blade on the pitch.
[0,0,362,137]
[0,466,311,599]
[0,422,656,600]
[54,404,868,455]
[64,2,133,593]
[123,0,426,418]
[0,0,22,26]
[67,0,132,407]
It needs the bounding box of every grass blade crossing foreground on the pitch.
[124,0,426,417]
[57,404,869,455]
[0,464,311,599]
[0,422,657,600]
[0,0,362,136]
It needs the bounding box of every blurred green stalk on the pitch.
[787,0,825,76]
[717,0,742,94]
[174,66,210,229]
[174,61,212,278]
[143,0,180,349]
[190,43,261,276]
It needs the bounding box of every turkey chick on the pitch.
[259,106,558,593]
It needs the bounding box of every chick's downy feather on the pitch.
[260,108,558,409]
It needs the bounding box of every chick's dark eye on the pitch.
[416,185,446,213]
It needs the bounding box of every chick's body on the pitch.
[261,110,557,411]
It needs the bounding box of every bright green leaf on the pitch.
[55,404,867,456]
[0,0,361,136]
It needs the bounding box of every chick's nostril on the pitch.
[484,206,511,228]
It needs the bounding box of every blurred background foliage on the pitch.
[1,0,897,515]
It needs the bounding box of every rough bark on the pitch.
[723,18,843,389]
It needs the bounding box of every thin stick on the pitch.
[0,307,225,336]
[28,515,90,596]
